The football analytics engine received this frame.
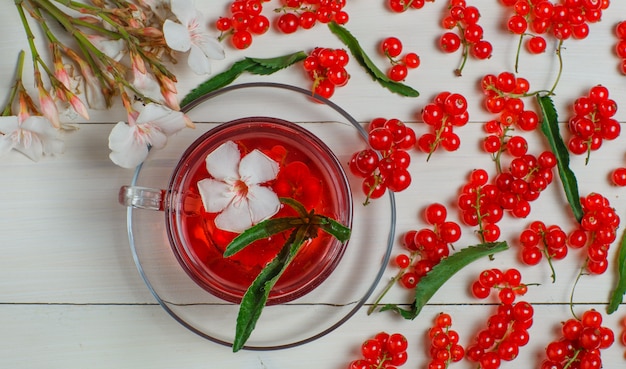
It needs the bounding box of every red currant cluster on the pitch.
[458,169,503,243]
[615,21,626,74]
[215,0,271,49]
[276,0,349,34]
[567,193,619,275]
[427,313,464,369]
[518,221,567,281]
[541,309,614,369]
[387,0,434,13]
[566,85,620,164]
[302,47,350,99]
[395,203,462,289]
[480,72,539,131]
[379,37,420,82]
[467,268,533,369]
[439,0,492,76]
[349,118,416,203]
[349,332,408,369]
[501,0,609,46]
[417,91,469,160]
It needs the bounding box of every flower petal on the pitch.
[0,134,16,157]
[197,178,233,213]
[195,36,225,60]
[163,20,191,52]
[205,140,240,181]
[214,199,254,233]
[187,44,212,75]
[239,149,279,184]
[136,104,187,136]
[147,127,167,150]
[15,133,43,161]
[108,122,149,168]
[246,185,280,224]
[170,0,197,26]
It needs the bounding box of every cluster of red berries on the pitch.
[501,0,609,45]
[396,203,462,289]
[567,85,620,164]
[349,332,408,369]
[540,309,614,369]
[349,118,416,203]
[379,37,420,82]
[518,221,567,280]
[439,0,493,75]
[426,313,464,369]
[480,72,539,132]
[215,0,271,49]
[567,193,619,275]
[275,0,349,34]
[418,91,469,160]
[458,169,503,242]
[467,268,533,369]
[387,0,434,13]
[302,47,350,99]
[615,20,626,74]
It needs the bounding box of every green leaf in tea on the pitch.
[379,241,509,319]
[180,51,307,108]
[537,94,583,223]
[327,22,419,98]
[225,197,351,352]
[607,228,626,314]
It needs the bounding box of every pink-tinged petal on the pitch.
[195,35,225,60]
[38,86,61,128]
[146,126,167,150]
[205,140,240,181]
[135,104,186,136]
[15,132,43,161]
[163,20,191,52]
[197,178,233,213]
[68,93,90,120]
[108,122,149,168]
[21,116,65,156]
[239,149,279,184]
[214,199,254,233]
[246,185,280,224]
[187,44,212,75]
[171,0,197,26]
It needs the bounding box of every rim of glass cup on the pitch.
[126,82,397,350]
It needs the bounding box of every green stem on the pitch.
[548,39,564,96]
[514,33,524,73]
[569,263,587,320]
[1,51,26,116]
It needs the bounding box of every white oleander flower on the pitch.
[197,140,281,233]
[163,0,225,75]
[107,103,188,168]
[0,115,64,161]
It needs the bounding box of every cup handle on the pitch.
[119,186,165,211]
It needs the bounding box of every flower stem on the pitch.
[1,51,26,117]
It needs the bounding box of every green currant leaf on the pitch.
[327,22,419,98]
[180,51,307,108]
[223,216,304,257]
[380,241,509,319]
[607,228,626,314]
[232,224,311,352]
[537,94,583,223]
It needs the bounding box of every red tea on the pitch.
[166,118,352,304]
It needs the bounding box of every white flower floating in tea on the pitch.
[197,140,281,233]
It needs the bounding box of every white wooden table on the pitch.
[2,1,626,368]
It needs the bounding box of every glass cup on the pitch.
[120,116,353,305]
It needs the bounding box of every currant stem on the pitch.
[568,263,587,320]
[367,269,404,315]
[514,33,524,73]
[548,39,565,96]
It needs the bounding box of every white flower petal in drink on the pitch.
[197,140,281,233]
[107,103,188,168]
